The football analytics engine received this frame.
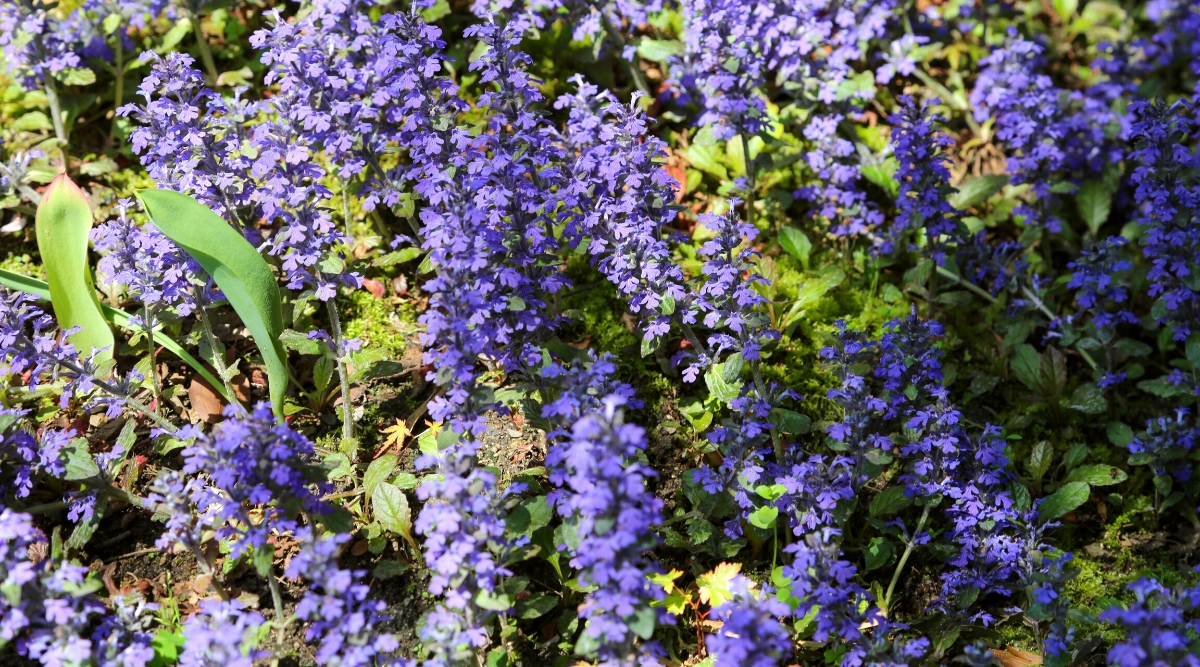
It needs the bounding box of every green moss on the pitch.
[342,288,419,359]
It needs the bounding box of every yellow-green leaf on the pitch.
[35,174,113,363]
[136,189,287,414]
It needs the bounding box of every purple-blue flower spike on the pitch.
[1101,574,1200,667]
[540,352,667,661]
[707,575,791,667]
[888,96,963,263]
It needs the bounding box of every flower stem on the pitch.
[741,133,756,228]
[42,74,69,168]
[143,309,160,415]
[189,10,219,84]
[198,303,240,408]
[267,572,287,642]
[884,501,932,612]
[325,298,356,446]
[598,13,651,94]
[106,36,125,147]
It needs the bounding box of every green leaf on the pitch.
[1062,443,1089,471]
[683,144,728,180]
[637,38,683,61]
[869,486,912,517]
[149,630,185,667]
[1076,181,1111,236]
[1040,481,1090,522]
[861,158,900,197]
[864,537,895,571]
[373,247,423,267]
[768,408,811,434]
[1027,441,1052,481]
[137,189,288,415]
[1065,464,1128,487]
[779,226,813,268]
[35,175,113,364]
[748,505,778,529]
[61,437,99,480]
[1107,422,1134,447]
[364,454,398,499]
[56,67,96,86]
[1010,344,1043,392]
[371,482,413,540]
[515,592,558,620]
[949,174,1008,210]
[506,496,552,537]
[279,329,322,355]
[1067,383,1107,414]
[704,363,741,405]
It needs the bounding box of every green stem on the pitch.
[740,133,756,228]
[42,74,69,167]
[190,11,219,84]
[884,502,932,611]
[198,304,240,408]
[934,264,996,303]
[267,572,287,642]
[1018,284,1099,370]
[326,298,356,445]
[598,13,651,94]
[341,178,353,238]
[143,309,160,415]
[107,36,125,147]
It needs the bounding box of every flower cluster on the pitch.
[0,289,138,418]
[782,529,928,666]
[285,527,400,667]
[888,96,962,262]
[1100,574,1200,667]
[179,403,333,559]
[557,77,686,343]
[540,353,666,660]
[119,52,260,232]
[1,509,158,667]
[677,0,771,141]
[706,575,791,667]
[820,321,891,483]
[179,600,270,667]
[0,0,82,89]
[91,199,211,327]
[1129,98,1200,339]
[1127,408,1197,482]
[1025,551,1076,661]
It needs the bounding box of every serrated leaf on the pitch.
[279,329,322,355]
[61,438,99,480]
[1040,481,1090,521]
[137,189,288,415]
[861,158,900,197]
[373,247,423,267]
[864,537,894,571]
[1065,464,1128,487]
[1067,383,1107,414]
[683,144,728,180]
[949,174,1008,210]
[56,67,96,86]
[1027,441,1052,481]
[1106,422,1134,447]
[371,482,412,540]
[506,495,552,537]
[779,226,813,267]
[869,486,912,517]
[515,592,557,619]
[36,175,114,364]
[697,562,741,606]
[637,38,683,61]
[1076,181,1111,236]
[364,455,398,498]
[704,363,741,404]
[768,408,811,434]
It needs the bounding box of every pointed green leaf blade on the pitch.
[135,189,287,414]
[35,174,113,362]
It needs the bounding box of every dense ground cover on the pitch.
[1,0,1200,665]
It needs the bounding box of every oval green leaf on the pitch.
[135,189,287,415]
[35,174,113,363]
[1039,481,1091,522]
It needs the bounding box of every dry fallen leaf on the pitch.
[188,376,225,423]
[363,278,386,299]
[991,645,1043,667]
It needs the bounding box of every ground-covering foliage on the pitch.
[1,0,1200,665]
